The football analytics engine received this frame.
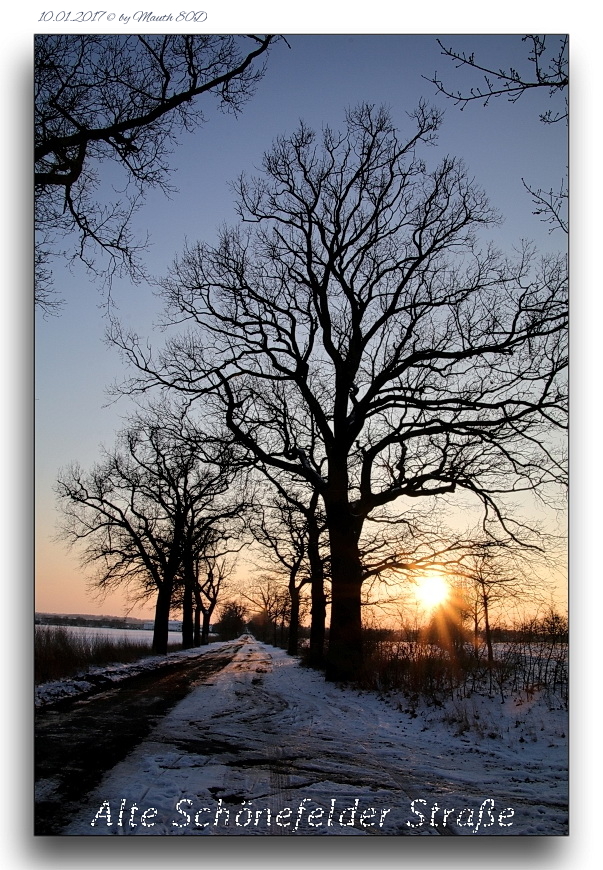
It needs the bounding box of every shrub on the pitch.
[359,638,466,699]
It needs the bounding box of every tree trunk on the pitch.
[288,587,300,656]
[307,508,326,668]
[182,581,194,649]
[309,578,327,667]
[201,610,212,645]
[473,601,480,659]
[324,492,364,681]
[194,602,202,646]
[152,580,173,655]
[483,593,494,665]
[193,581,203,646]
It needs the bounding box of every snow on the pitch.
[35,643,219,707]
[39,638,568,836]
[36,623,183,645]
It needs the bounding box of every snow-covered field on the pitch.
[38,638,568,836]
[35,623,183,645]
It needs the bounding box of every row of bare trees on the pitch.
[111,100,566,680]
[48,36,567,680]
[56,402,249,654]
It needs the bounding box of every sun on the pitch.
[414,575,450,610]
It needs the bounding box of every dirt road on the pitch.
[35,642,242,835]
[36,638,568,836]
[47,641,457,836]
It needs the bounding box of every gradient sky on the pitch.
[34,32,568,618]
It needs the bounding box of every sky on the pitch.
[33,31,569,619]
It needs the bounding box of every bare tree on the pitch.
[196,553,235,645]
[250,475,329,661]
[251,492,313,656]
[55,406,241,653]
[244,575,296,647]
[174,544,236,646]
[214,600,248,640]
[114,103,567,680]
[178,471,249,649]
[452,535,558,665]
[35,34,279,313]
[426,35,568,234]
[427,35,567,122]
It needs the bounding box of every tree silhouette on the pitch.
[243,576,294,647]
[195,553,235,646]
[250,476,328,660]
[56,406,241,653]
[426,35,568,234]
[177,464,249,648]
[172,544,237,647]
[214,600,248,640]
[115,103,567,679]
[427,35,567,122]
[453,534,559,665]
[35,34,278,313]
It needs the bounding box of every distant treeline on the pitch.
[34,613,183,631]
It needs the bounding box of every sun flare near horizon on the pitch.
[414,575,450,610]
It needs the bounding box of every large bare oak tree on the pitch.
[114,103,567,679]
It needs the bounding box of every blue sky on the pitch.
[34,33,568,617]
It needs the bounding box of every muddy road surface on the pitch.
[35,642,242,835]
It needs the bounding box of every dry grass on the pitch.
[359,636,568,709]
[34,625,180,684]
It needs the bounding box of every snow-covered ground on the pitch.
[40,638,567,836]
[35,624,183,645]
[35,643,211,707]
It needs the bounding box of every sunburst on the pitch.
[414,575,450,610]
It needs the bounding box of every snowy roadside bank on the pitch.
[35,640,234,708]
